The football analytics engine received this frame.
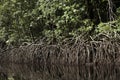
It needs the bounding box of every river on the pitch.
[0,63,120,80]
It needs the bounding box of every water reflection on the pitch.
[0,63,120,80]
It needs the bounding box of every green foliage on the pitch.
[0,0,120,45]
[96,22,112,33]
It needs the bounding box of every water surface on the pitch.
[0,63,120,80]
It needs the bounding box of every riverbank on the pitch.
[1,37,120,65]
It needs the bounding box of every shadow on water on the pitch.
[0,63,120,80]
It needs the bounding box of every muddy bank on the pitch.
[0,39,120,65]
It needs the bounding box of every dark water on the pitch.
[0,63,120,80]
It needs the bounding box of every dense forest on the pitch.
[1,0,120,64]
[0,0,120,45]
